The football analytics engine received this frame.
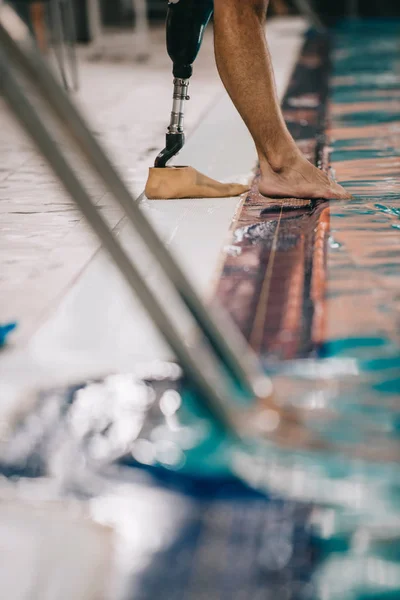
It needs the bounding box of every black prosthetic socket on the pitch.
[155,0,214,167]
[167,0,214,79]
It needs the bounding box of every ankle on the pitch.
[259,146,300,175]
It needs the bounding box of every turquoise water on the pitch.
[326,20,400,372]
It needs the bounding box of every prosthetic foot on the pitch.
[147,0,249,200]
[145,166,249,199]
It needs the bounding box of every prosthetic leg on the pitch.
[145,0,249,199]
[154,0,213,168]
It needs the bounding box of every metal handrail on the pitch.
[0,2,274,441]
[1,2,398,471]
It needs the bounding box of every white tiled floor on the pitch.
[0,18,306,392]
[0,25,223,340]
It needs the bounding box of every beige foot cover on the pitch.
[145,166,250,200]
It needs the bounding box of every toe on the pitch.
[229,183,250,196]
[329,181,352,200]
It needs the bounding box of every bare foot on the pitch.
[258,153,351,201]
